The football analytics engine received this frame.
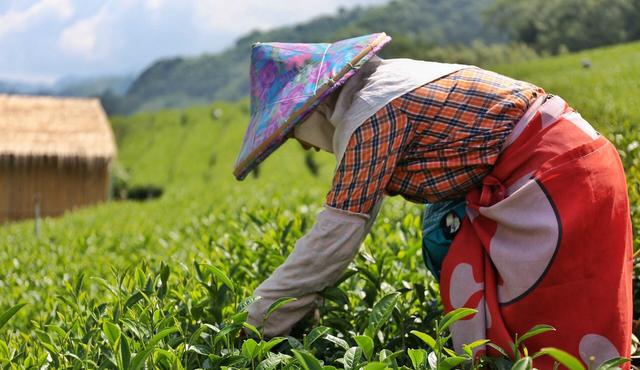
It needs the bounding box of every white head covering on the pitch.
[294,57,471,167]
[293,104,335,152]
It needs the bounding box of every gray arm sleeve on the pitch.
[247,201,382,337]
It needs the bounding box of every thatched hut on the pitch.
[0,94,116,222]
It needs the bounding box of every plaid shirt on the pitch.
[326,68,544,214]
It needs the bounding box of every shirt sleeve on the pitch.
[247,203,381,338]
[326,102,412,214]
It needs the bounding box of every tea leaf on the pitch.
[410,330,436,350]
[462,339,490,356]
[322,287,349,307]
[293,349,323,370]
[204,264,235,291]
[537,348,586,370]
[124,291,146,311]
[427,351,437,369]
[220,355,246,367]
[0,303,26,331]
[439,308,477,331]
[407,348,426,369]
[261,337,286,353]
[511,356,532,370]
[517,325,556,346]
[129,327,179,370]
[596,357,630,370]
[354,335,374,361]
[242,322,261,339]
[440,356,468,370]
[380,349,404,366]
[242,338,259,359]
[304,326,331,350]
[344,347,363,370]
[102,321,121,346]
[366,292,400,338]
[362,362,388,370]
[288,336,304,350]
[120,335,131,369]
[238,296,259,312]
[257,353,292,370]
[264,297,297,321]
[324,334,350,351]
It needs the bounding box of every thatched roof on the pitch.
[0,94,116,162]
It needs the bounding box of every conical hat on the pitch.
[234,32,391,180]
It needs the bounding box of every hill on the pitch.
[103,0,640,116]
[0,42,639,367]
[54,75,134,96]
[6,0,636,117]
[105,0,499,114]
[0,74,135,98]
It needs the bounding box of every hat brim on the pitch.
[234,32,391,180]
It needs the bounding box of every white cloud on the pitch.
[0,0,74,39]
[58,11,101,59]
[192,0,386,34]
[57,1,133,60]
[193,1,279,34]
[144,0,168,12]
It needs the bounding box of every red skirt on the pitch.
[439,96,633,369]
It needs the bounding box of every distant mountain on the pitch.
[0,80,51,95]
[0,74,135,98]
[105,0,499,115]
[54,75,134,97]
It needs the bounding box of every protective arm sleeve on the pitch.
[247,202,381,338]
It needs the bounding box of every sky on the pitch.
[0,0,388,84]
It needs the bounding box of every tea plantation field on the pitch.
[0,42,639,369]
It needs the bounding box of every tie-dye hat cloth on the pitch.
[234,32,391,180]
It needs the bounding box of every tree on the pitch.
[486,0,640,53]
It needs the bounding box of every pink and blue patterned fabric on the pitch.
[234,32,391,180]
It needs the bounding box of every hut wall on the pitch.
[0,158,110,222]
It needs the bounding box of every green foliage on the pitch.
[0,304,26,332]
[536,348,586,370]
[1,43,640,368]
[409,308,478,369]
[380,37,541,67]
[487,0,640,53]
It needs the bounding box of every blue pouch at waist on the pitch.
[421,199,466,281]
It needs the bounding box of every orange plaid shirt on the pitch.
[326,68,544,214]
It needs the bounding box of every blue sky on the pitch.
[0,0,387,84]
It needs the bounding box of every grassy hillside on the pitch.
[0,42,639,367]
[494,42,640,132]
